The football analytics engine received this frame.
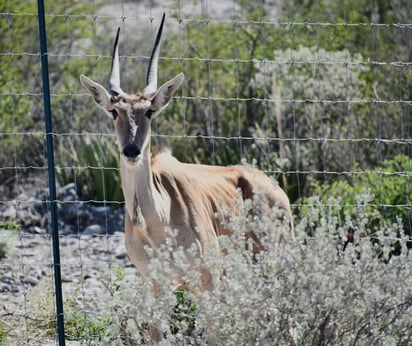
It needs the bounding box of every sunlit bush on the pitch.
[104,193,412,345]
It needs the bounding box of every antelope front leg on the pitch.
[124,213,151,278]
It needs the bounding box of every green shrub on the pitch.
[64,311,111,342]
[57,135,123,203]
[0,0,97,183]
[0,321,6,344]
[170,288,197,336]
[0,221,20,231]
[26,278,111,343]
[300,155,412,239]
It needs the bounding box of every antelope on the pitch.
[80,14,294,291]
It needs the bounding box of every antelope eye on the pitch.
[146,108,156,119]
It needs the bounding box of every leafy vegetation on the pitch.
[101,194,412,344]
[64,311,111,341]
[156,0,411,202]
[0,321,6,344]
[25,278,111,343]
[1,0,410,204]
[300,155,412,241]
[57,134,123,203]
[254,45,369,199]
[0,0,99,184]
[0,221,20,231]
[170,288,197,336]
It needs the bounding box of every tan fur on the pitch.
[122,150,294,290]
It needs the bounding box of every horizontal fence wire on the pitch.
[0,0,411,344]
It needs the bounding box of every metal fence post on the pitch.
[37,0,66,344]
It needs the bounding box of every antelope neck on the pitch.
[120,148,170,231]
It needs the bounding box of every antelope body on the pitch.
[80,14,293,289]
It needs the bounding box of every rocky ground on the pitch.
[0,182,137,345]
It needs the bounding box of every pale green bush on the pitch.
[104,193,412,345]
[253,46,371,199]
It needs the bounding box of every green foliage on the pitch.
[301,155,412,238]
[170,288,197,336]
[57,135,123,203]
[158,4,286,167]
[3,0,410,205]
[0,321,6,344]
[2,1,411,343]
[280,0,410,55]
[157,0,411,204]
[0,0,98,183]
[278,0,412,169]
[0,221,19,231]
[110,266,125,293]
[254,45,369,199]
[26,278,111,343]
[26,279,62,337]
[64,308,111,341]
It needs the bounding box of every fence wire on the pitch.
[0,0,411,344]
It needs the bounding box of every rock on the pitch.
[82,224,105,235]
[27,226,46,234]
[0,283,10,292]
[60,204,81,224]
[58,183,77,202]
[114,240,128,259]
[0,201,17,220]
[115,251,127,260]
[1,272,15,284]
[61,224,76,235]
[94,206,111,214]
[1,179,126,237]
[22,276,39,286]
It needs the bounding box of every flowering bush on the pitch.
[105,193,412,345]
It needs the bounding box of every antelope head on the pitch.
[80,14,184,165]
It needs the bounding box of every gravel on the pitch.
[0,183,138,345]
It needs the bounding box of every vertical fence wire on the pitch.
[36,0,65,344]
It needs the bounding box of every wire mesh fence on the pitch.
[0,0,411,344]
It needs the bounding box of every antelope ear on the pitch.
[149,72,184,118]
[80,74,111,112]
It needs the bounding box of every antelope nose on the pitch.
[123,144,141,159]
